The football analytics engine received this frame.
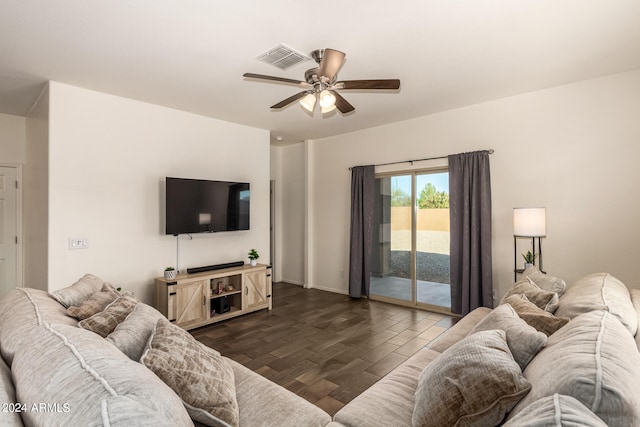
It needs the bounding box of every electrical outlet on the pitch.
[69,237,89,250]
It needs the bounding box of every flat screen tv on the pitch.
[165,177,250,235]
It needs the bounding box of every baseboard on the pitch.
[307,284,349,295]
[275,280,349,295]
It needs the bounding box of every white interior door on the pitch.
[0,166,18,298]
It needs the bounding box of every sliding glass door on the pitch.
[370,170,451,312]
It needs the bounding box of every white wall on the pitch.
[279,143,306,285]
[305,69,640,301]
[0,113,26,164]
[46,82,270,304]
[270,143,307,285]
[24,88,50,290]
[269,145,283,283]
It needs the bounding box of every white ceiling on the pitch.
[1,1,640,145]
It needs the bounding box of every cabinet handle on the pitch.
[245,287,248,295]
[203,295,206,305]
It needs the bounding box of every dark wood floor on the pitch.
[191,282,456,416]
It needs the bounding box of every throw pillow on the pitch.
[79,294,139,338]
[141,318,239,427]
[503,394,607,427]
[107,303,165,361]
[522,266,566,295]
[67,283,120,320]
[503,294,569,336]
[50,273,106,308]
[412,330,531,427]
[470,303,547,370]
[501,277,559,313]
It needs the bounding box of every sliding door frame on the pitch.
[370,167,451,315]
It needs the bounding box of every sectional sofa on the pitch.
[333,270,640,426]
[0,269,639,426]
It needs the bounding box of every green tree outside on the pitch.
[391,187,411,207]
[418,183,449,209]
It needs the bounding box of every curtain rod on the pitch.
[349,149,494,170]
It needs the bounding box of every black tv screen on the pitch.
[165,177,250,235]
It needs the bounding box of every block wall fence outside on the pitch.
[390,208,450,232]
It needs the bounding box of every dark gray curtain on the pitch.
[349,165,376,298]
[448,151,493,315]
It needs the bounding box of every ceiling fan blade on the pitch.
[317,49,346,81]
[270,91,310,109]
[331,91,355,114]
[243,73,311,88]
[336,79,401,90]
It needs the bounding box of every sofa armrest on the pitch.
[427,307,491,353]
[334,348,441,427]
[227,357,331,427]
[630,288,640,350]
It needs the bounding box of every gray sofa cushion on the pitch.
[509,310,640,426]
[0,288,77,365]
[412,330,531,427]
[0,354,22,426]
[101,396,185,426]
[555,273,637,336]
[504,394,607,427]
[11,323,193,426]
[229,358,332,427]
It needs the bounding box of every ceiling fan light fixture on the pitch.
[244,47,401,115]
[318,90,336,108]
[321,104,336,114]
[299,93,316,112]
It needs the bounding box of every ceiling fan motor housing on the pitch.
[310,49,325,64]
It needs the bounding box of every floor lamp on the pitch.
[513,207,546,281]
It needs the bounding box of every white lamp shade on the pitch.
[318,90,336,108]
[299,93,316,112]
[513,207,546,237]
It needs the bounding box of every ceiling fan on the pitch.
[243,48,400,114]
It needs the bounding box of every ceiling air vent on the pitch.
[256,44,311,70]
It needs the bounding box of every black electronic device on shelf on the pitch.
[211,296,232,315]
[186,261,245,274]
